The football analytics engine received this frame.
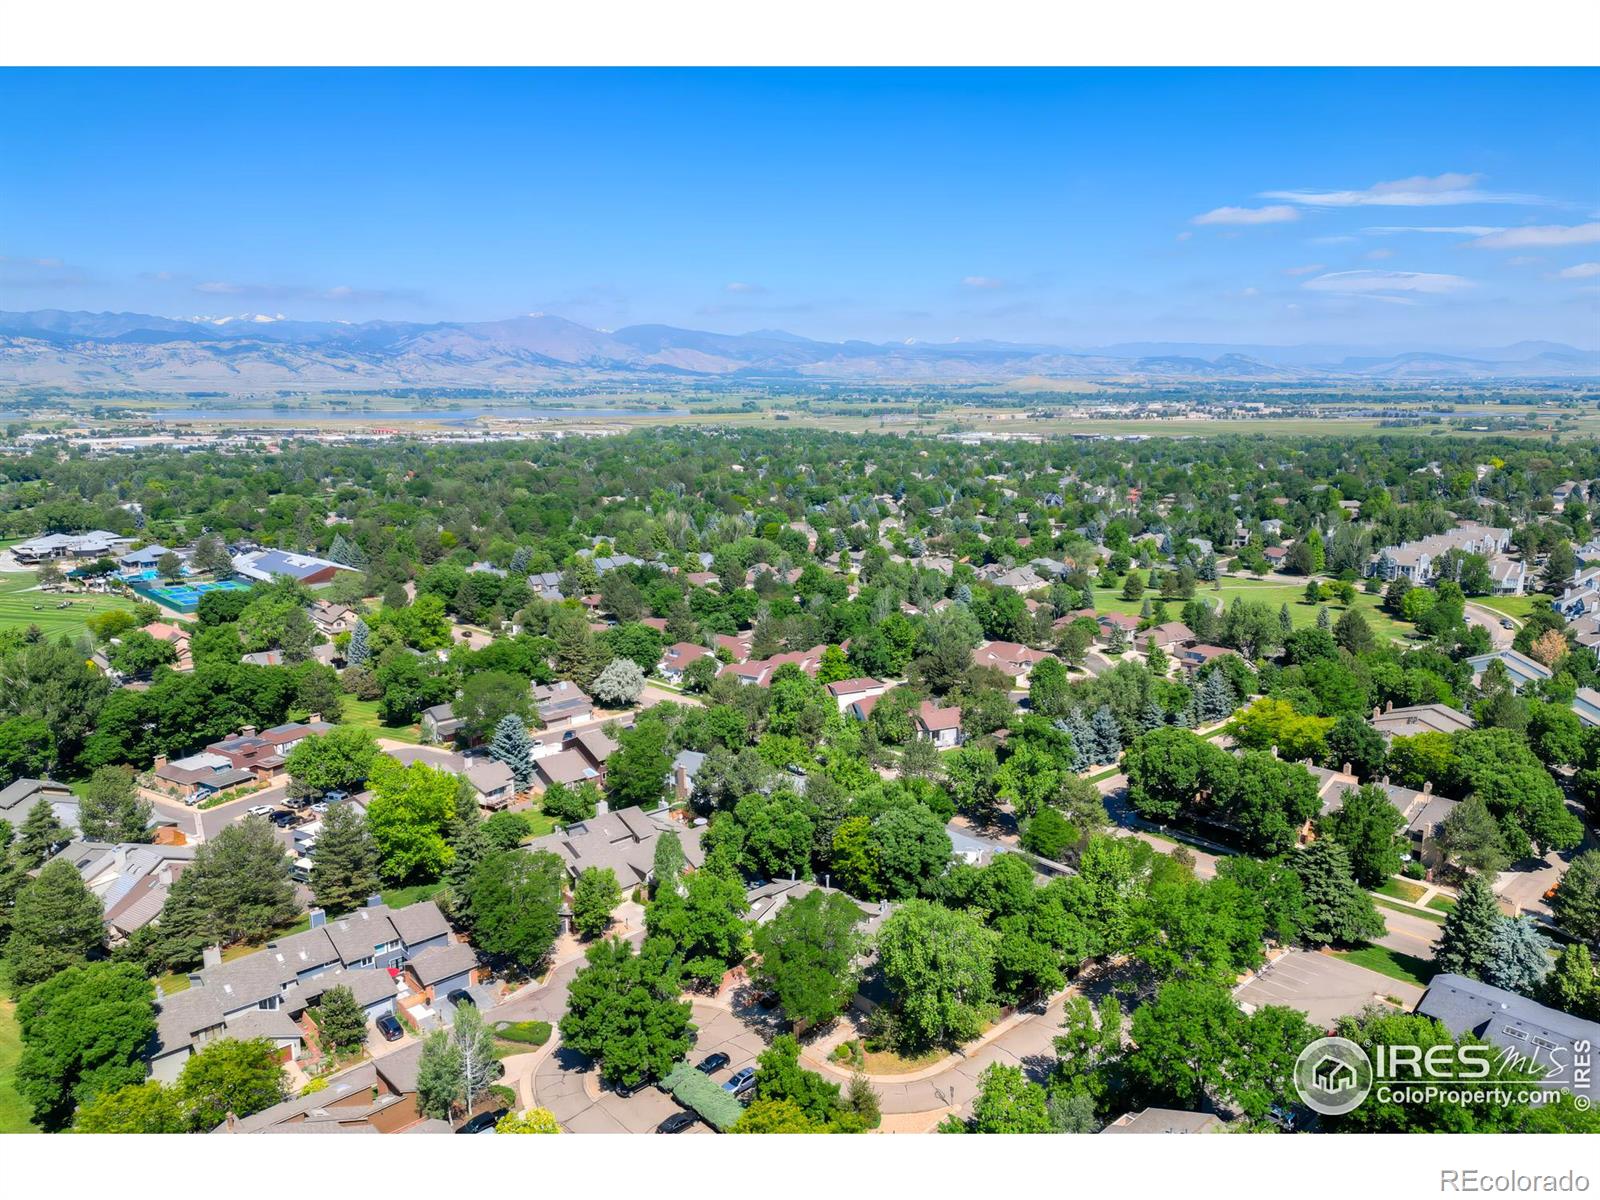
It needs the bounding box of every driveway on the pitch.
[529,1000,762,1133]
[1234,949,1424,1027]
[148,781,290,842]
[1465,601,1516,649]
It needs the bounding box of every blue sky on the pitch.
[2,68,1596,348]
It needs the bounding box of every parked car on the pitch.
[1501,617,1516,630]
[446,988,476,1009]
[323,790,349,803]
[310,802,329,814]
[696,1052,730,1075]
[375,1013,404,1042]
[722,1066,756,1095]
[611,1079,638,1098]
[269,810,299,828]
[657,1111,697,1134]
[456,1108,507,1134]
[246,804,275,817]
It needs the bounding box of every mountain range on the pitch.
[1,310,1596,390]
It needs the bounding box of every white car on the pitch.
[247,804,276,817]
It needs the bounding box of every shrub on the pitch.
[495,1020,553,1046]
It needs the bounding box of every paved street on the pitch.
[1234,949,1424,1027]
[148,781,290,842]
[1465,601,1518,649]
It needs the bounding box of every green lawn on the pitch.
[1334,944,1439,988]
[1372,895,1446,924]
[0,572,142,641]
[380,880,447,908]
[1377,878,1427,904]
[343,697,424,743]
[1468,594,1543,622]
[0,998,36,1133]
[1097,575,1417,645]
[1427,894,1458,914]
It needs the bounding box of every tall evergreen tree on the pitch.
[1434,874,1504,980]
[1542,944,1599,1020]
[346,618,371,667]
[1279,603,1293,636]
[310,802,380,915]
[508,546,532,576]
[1292,838,1384,947]
[16,798,68,868]
[156,820,297,963]
[5,858,106,996]
[488,713,536,791]
[1485,915,1553,996]
[1316,605,1332,630]
[1090,705,1122,764]
[77,766,152,844]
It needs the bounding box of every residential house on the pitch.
[1101,1108,1223,1135]
[420,702,464,743]
[913,702,963,749]
[536,749,603,791]
[464,758,516,811]
[48,839,195,942]
[657,641,713,683]
[825,677,888,713]
[309,600,360,637]
[1176,644,1235,673]
[214,1040,442,1134]
[0,777,79,833]
[1416,975,1600,1102]
[1556,567,1600,618]
[151,752,258,804]
[402,942,483,1019]
[670,750,706,802]
[12,530,132,563]
[1096,612,1141,641]
[1369,701,1474,740]
[141,621,194,671]
[1572,687,1600,728]
[972,641,1051,683]
[527,806,706,888]
[717,645,827,687]
[1466,648,1553,692]
[1366,523,1512,585]
[149,899,452,1083]
[1142,621,1195,651]
[532,680,593,727]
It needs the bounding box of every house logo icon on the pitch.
[1293,1037,1373,1116]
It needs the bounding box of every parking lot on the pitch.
[531,1001,768,1134]
[1234,949,1424,1027]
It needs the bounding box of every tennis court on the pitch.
[130,578,250,613]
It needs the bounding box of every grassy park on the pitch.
[1096,572,1417,644]
[0,999,32,1133]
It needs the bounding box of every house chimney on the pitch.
[308,713,322,724]
[153,754,168,771]
[1385,701,1394,713]
[366,894,382,908]
[1423,781,1433,795]
[309,907,326,928]
[1342,762,1353,777]
[242,725,257,738]
[1372,706,1381,720]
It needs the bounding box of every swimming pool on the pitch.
[129,578,251,613]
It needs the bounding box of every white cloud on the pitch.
[1364,248,1395,261]
[1263,172,1542,208]
[1281,263,1325,277]
[961,275,1007,289]
[1191,205,1300,226]
[724,281,766,294]
[1555,262,1600,280]
[1363,225,1503,236]
[1302,269,1475,296]
[1470,223,1600,249]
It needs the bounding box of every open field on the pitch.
[343,697,424,743]
[0,573,142,641]
[0,998,33,1133]
[1096,574,1417,644]
[1468,593,1545,621]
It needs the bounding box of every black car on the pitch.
[696,1052,730,1075]
[269,810,298,828]
[657,1111,697,1134]
[455,1108,508,1134]
[611,1078,638,1098]
[446,988,476,1009]
[375,1013,404,1042]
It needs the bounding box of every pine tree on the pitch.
[77,766,152,844]
[1317,605,1331,630]
[509,546,532,576]
[1140,699,1166,732]
[1434,874,1504,980]
[346,619,371,667]
[16,798,68,868]
[313,984,369,1054]
[1062,712,1095,772]
[1279,603,1293,636]
[1199,668,1236,723]
[488,713,536,791]
[327,533,355,567]
[310,802,380,915]
[5,858,106,995]
[1292,838,1385,947]
[1090,705,1122,765]
[1485,915,1553,996]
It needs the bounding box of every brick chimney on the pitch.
[1385,700,1394,712]
[308,712,322,724]
[241,724,257,738]
[153,754,168,771]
